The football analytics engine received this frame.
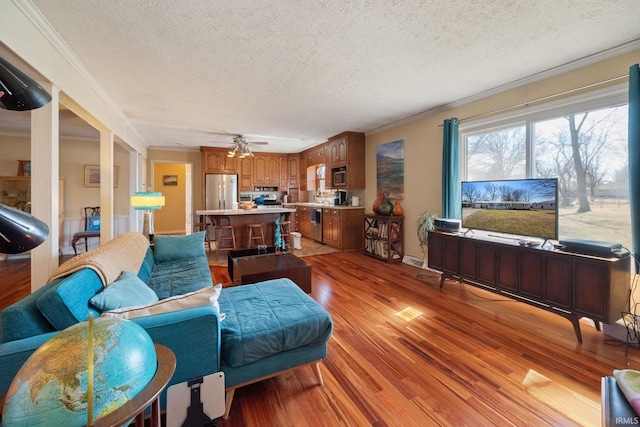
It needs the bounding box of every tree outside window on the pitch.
[463,104,630,247]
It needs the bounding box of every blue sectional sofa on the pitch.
[0,232,333,420]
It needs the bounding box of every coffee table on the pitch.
[228,251,312,293]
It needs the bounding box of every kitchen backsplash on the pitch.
[240,191,286,202]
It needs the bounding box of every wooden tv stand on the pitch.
[427,231,631,342]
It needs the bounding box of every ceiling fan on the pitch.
[227,135,268,158]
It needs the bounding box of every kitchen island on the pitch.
[196,208,296,249]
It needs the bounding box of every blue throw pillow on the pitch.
[37,269,103,330]
[89,271,158,311]
[153,232,206,263]
[87,216,100,231]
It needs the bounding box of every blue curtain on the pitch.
[442,118,461,219]
[629,64,640,273]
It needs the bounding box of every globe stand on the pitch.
[183,377,216,426]
[167,372,225,426]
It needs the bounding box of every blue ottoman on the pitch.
[218,278,333,418]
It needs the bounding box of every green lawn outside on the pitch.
[463,208,556,240]
[462,198,631,249]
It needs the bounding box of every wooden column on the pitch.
[30,84,59,291]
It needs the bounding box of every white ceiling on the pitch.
[2,0,640,153]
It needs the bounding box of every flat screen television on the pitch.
[461,178,558,241]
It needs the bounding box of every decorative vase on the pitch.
[373,189,385,214]
[392,200,404,216]
[378,198,394,216]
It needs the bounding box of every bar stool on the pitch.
[246,223,266,248]
[280,219,292,250]
[215,216,236,259]
[193,214,213,253]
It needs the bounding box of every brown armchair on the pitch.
[71,207,101,254]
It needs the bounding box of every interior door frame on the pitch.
[150,160,193,234]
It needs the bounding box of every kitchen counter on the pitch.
[283,203,364,210]
[196,208,296,249]
[196,208,295,215]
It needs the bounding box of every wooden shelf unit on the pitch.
[427,230,631,342]
[0,176,31,212]
[363,214,403,263]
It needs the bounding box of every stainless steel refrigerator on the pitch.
[205,174,238,210]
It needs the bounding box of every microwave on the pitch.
[332,167,346,187]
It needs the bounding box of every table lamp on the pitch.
[131,192,165,241]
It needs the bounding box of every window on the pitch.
[461,86,630,246]
[466,124,526,181]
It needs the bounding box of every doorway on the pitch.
[150,161,193,235]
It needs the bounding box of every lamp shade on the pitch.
[0,204,49,254]
[0,56,52,111]
[131,192,165,210]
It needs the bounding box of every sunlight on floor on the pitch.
[522,369,599,425]
[395,306,423,321]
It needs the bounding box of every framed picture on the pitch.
[163,175,178,186]
[84,165,118,188]
[17,160,31,176]
[376,140,404,200]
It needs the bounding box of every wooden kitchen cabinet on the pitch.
[287,155,299,189]
[299,154,307,191]
[199,131,363,197]
[328,131,365,189]
[297,206,312,237]
[201,147,237,173]
[329,135,347,165]
[253,154,280,186]
[238,156,253,191]
[323,208,342,248]
[314,143,327,165]
[302,143,327,167]
[323,207,364,250]
[279,156,287,190]
[427,230,631,342]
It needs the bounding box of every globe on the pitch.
[2,317,157,426]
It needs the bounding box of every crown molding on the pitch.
[12,0,147,148]
[367,39,640,136]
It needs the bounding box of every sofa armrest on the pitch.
[0,331,59,395]
[131,306,221,395]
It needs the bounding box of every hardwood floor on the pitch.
[2,251,639,426]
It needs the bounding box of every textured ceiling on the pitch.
[2,0,640,153]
